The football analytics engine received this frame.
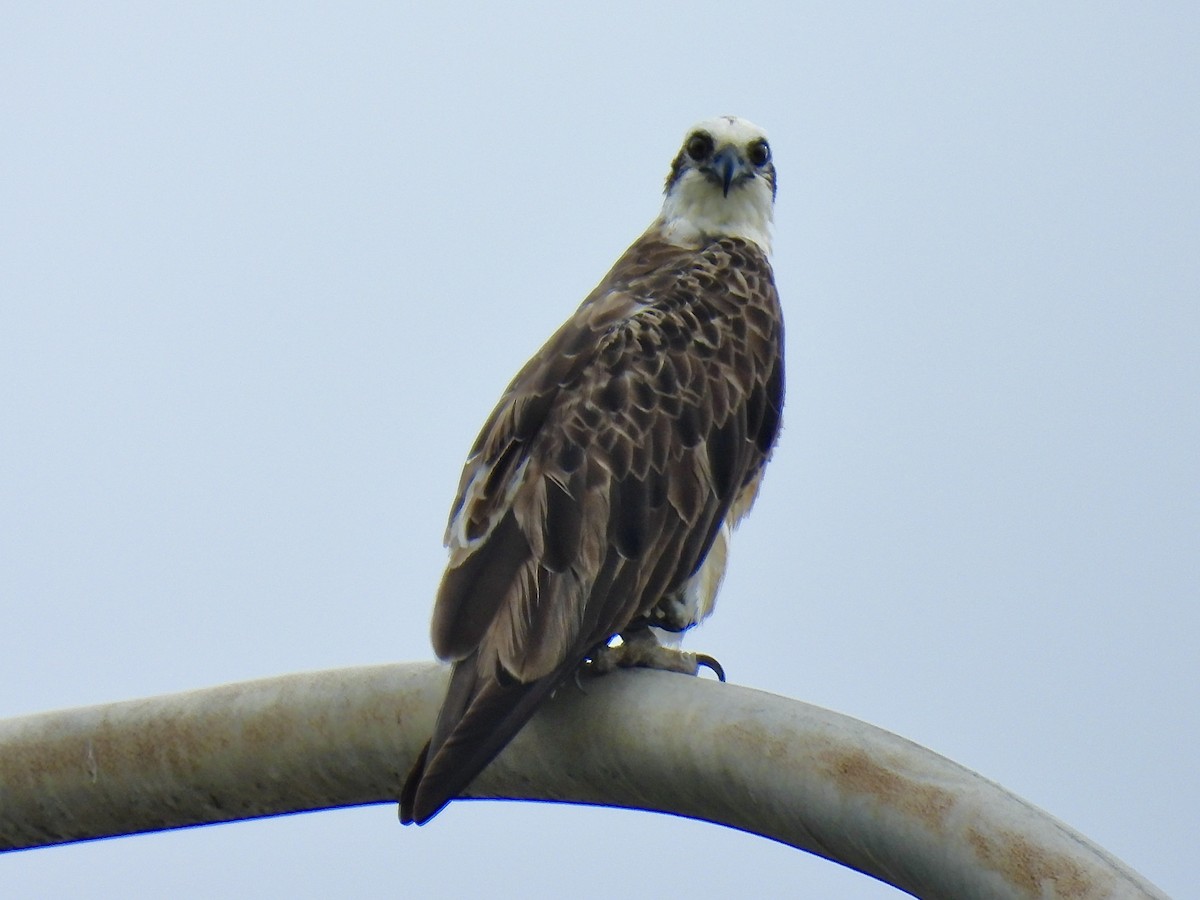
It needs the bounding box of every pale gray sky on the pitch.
[2,4,1196,897]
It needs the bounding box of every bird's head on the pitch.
[658,116,776,254]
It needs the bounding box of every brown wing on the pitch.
[400,234,784,824]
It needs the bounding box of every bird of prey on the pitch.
[400,115,784,825]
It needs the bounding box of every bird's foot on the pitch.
[584,628,725,681]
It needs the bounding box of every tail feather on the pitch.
[400,652,572,825]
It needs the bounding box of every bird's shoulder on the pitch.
[446,233,779,538]
[456,235,770,474]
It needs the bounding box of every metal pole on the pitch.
[0,663,1168,899]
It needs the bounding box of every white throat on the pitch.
[656,176,774,255]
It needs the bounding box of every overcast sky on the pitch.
[2,4,1196,897]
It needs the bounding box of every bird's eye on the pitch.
[686,132,714,162]
[748,140,771,167]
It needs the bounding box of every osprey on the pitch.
[400,115,784,824]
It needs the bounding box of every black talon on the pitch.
[695,654,726,682]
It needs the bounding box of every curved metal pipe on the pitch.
[0,663,1167,898]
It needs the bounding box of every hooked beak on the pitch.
[710,146,753,197]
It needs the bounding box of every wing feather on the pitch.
[430,510,529,660]
[402,233,785,824]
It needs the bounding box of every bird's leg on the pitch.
[584,625,725,681]
[645,590,695,633]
